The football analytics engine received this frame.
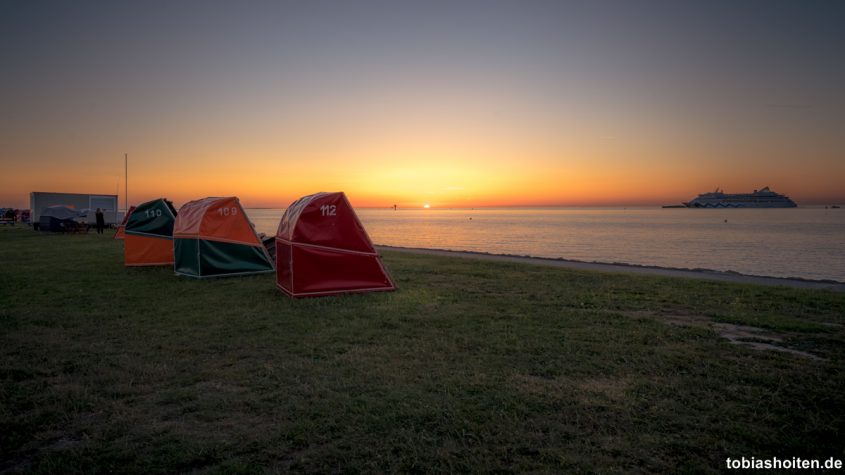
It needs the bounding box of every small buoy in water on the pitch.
[724,219,728,223]
[469,217,472,220]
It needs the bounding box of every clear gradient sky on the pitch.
[1,0,843,208]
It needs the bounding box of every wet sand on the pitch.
[377,245,845,292]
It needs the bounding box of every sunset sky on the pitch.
[1,0,843,209]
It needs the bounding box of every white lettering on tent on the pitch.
[320,205,336,217]
[144,209,162,218]
[217,207,238,217]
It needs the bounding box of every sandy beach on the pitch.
[377,245,845,292]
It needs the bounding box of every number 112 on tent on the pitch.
[320,205,336,216]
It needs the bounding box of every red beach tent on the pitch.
[275,192,395,297]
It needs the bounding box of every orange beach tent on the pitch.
[113,205,136,240]
[124,198,177,266]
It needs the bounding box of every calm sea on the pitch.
[245,207,845,282]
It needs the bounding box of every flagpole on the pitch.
[124,153,128,211]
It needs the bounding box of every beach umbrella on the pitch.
[173,197,274,278]
[38,205,83,232]
[275,191,395,297]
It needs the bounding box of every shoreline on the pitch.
[376,245,845,292]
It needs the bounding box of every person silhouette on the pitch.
[95,208,105,234]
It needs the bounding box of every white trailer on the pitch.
[29,192,121,226]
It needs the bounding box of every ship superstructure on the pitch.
[684,187,797,208]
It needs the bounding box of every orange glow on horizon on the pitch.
[4,155,842,210]
[2,132,844,209]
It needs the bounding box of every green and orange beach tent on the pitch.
[124,199,177,266]
[173,197,274,278]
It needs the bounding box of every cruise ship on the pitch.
[683,187,797,208]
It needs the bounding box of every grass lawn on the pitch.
[1,226,844,473]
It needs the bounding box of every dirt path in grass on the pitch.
[377,245,845,292]
[618,311,828,360]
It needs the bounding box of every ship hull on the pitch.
[684,201,797,208]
